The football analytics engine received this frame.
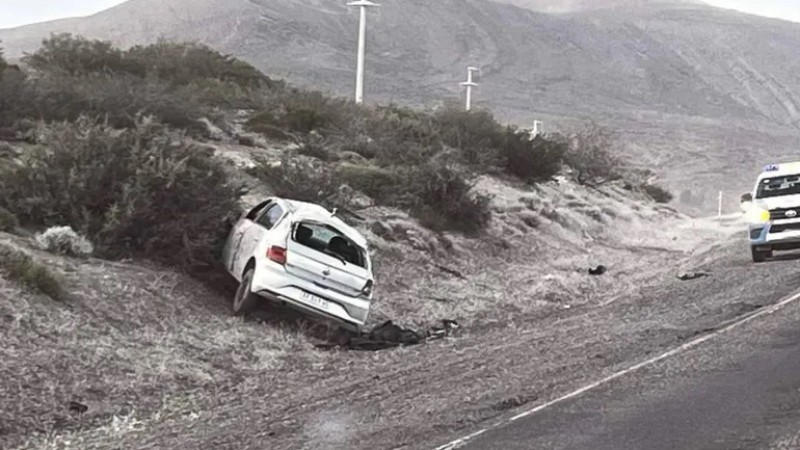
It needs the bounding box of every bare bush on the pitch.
[563,123,623,187]
[35,226,94,257]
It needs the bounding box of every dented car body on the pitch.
[221,197,374,332]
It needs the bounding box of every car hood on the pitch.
[756,194,800,210]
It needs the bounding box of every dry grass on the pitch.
[0,242,68,301]
[0,250,330,448]
[0,150,741,449]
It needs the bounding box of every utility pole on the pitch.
[718,191,723,218]
[460,66,480,111]
[347,0,379,104]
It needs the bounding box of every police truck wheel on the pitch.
[751,247,768,263]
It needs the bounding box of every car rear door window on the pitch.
[245,200,272,221]
[256,204,284,229]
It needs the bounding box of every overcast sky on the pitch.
[0,0,799,29]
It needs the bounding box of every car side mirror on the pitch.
[740,193,753,203]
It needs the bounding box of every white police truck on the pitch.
[742,162,800,263]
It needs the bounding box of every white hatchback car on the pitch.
[221,197,375,332]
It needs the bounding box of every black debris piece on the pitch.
[68,401,88,414]
[677,271,710,281]
[317,319,461,351]
[589,265,607,276]
[434,265,466,280]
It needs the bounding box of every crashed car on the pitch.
[221,197,374,332]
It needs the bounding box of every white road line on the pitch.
[433,290,800,450]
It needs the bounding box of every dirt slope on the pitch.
[0,146,745,449]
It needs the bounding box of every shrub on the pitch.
[248,155,339,207]
[642,183,673,204]
[0,243,68,301]
[24,34,128,77]
[35,226,94,256]
[563,124,623,187]
[501,130,566,182]
[26,73,204,131]
[0,116,243,269]
[402,163,492,234]
[435,106,504,166]
[0,206,18,232]
[335,163,401,203]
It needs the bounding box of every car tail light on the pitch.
[267,246,287,265]
[361,280,374,297]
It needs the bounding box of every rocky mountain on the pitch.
[2,0,800,212]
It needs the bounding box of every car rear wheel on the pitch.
[751,247,770,263]
[233,268,259,315]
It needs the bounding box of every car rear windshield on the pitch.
[756,175,800,199]
[293,222,367,268]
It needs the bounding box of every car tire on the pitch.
[233,268,259,316]
[751,247,768,263]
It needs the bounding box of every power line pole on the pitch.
[347,0,379,104]
[460,66,480,111]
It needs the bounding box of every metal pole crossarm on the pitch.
[347,0,380,5]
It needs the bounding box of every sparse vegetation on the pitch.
[0,243,68,301]
[35,225,94,256]
[0,205,18,232]
[642,183,674,204]
[563,123,623,187]
[0,117,243,269]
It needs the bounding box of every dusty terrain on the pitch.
[0,140,756,449]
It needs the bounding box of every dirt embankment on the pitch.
[0,152,752,450]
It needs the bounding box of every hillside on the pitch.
[3,0,800,211]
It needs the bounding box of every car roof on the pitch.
[283,199,369,250]
[758,161,800,180]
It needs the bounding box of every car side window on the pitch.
[245,200,272,221]
[256,204,284,229]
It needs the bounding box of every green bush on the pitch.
[435,106,504,166]
[0,206,18,232]
[0,244,68,301]
[335,163,401,203]
[402,163,492,234]
[27,73,204,131]
[0,116,243,269]
[248,155,339,207]
[501,131,566,182]
[642,183,674,204]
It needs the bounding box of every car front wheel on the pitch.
[233,268,260,315]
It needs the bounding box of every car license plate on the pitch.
[301,291,331,310]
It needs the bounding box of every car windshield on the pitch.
[756,175,800,199]
[293,222,367,268]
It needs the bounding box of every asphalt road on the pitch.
[459,289,800,450]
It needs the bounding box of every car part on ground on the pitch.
[315,319,461,351]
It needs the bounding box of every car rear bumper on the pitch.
[251,264,371,332]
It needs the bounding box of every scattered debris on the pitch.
[677,271,710,281]
[68,401,88,414]
[316,319,461,351]
[588,265,607,276]
[434,264,466,280]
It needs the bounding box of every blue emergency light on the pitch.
[764,164,780,172]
